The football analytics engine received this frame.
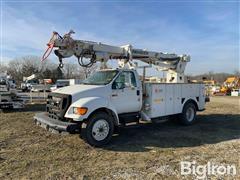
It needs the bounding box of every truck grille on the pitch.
[46,93,72,121]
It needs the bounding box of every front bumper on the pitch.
[34,112,80,133]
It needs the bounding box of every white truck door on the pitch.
[111,71,141,114]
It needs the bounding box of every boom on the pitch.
[42,30,190,83]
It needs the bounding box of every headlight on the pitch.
[73,107,88,115]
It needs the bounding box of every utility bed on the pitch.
[143,83,205,118]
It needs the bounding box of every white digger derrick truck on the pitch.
[34,30,208,146]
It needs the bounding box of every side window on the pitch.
[130,72,137,87]
[112,71,137,89]
[112,73,125,89]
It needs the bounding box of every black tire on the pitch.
[168,114,179,123]
[179,102,197,125]
[81,112,114,147]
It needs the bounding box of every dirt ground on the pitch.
[0,96,239,179]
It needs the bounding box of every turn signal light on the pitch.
[73,107,88,115]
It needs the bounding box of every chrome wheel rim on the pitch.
[92,119,109,141]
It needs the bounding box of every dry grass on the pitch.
[0,96,239,179]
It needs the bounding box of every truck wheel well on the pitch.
[183,99,199,111]
[87,108,119,126]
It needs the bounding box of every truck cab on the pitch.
[21,79,39,92]
[45,69,142,123]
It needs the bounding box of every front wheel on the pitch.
[81,112,114,147]
[179,102,197,125]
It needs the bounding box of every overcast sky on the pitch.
[1,1,239,75]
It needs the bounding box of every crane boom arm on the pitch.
[43,30,190,82]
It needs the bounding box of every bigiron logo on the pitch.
[180,161,237,179]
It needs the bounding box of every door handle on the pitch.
[136,90,140,96]
[112,94,118,97]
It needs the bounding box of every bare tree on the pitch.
[5,55,98,84]
[7,55,50,84]
[7,59,24,83]
[0,63,8,74]
[63,63,79,79]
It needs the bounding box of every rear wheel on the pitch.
[81,112,114,147]
[179,102,197,125]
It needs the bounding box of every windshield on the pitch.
[27,79,39,84]
[83,70,118,85]
[56,80,69,85]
